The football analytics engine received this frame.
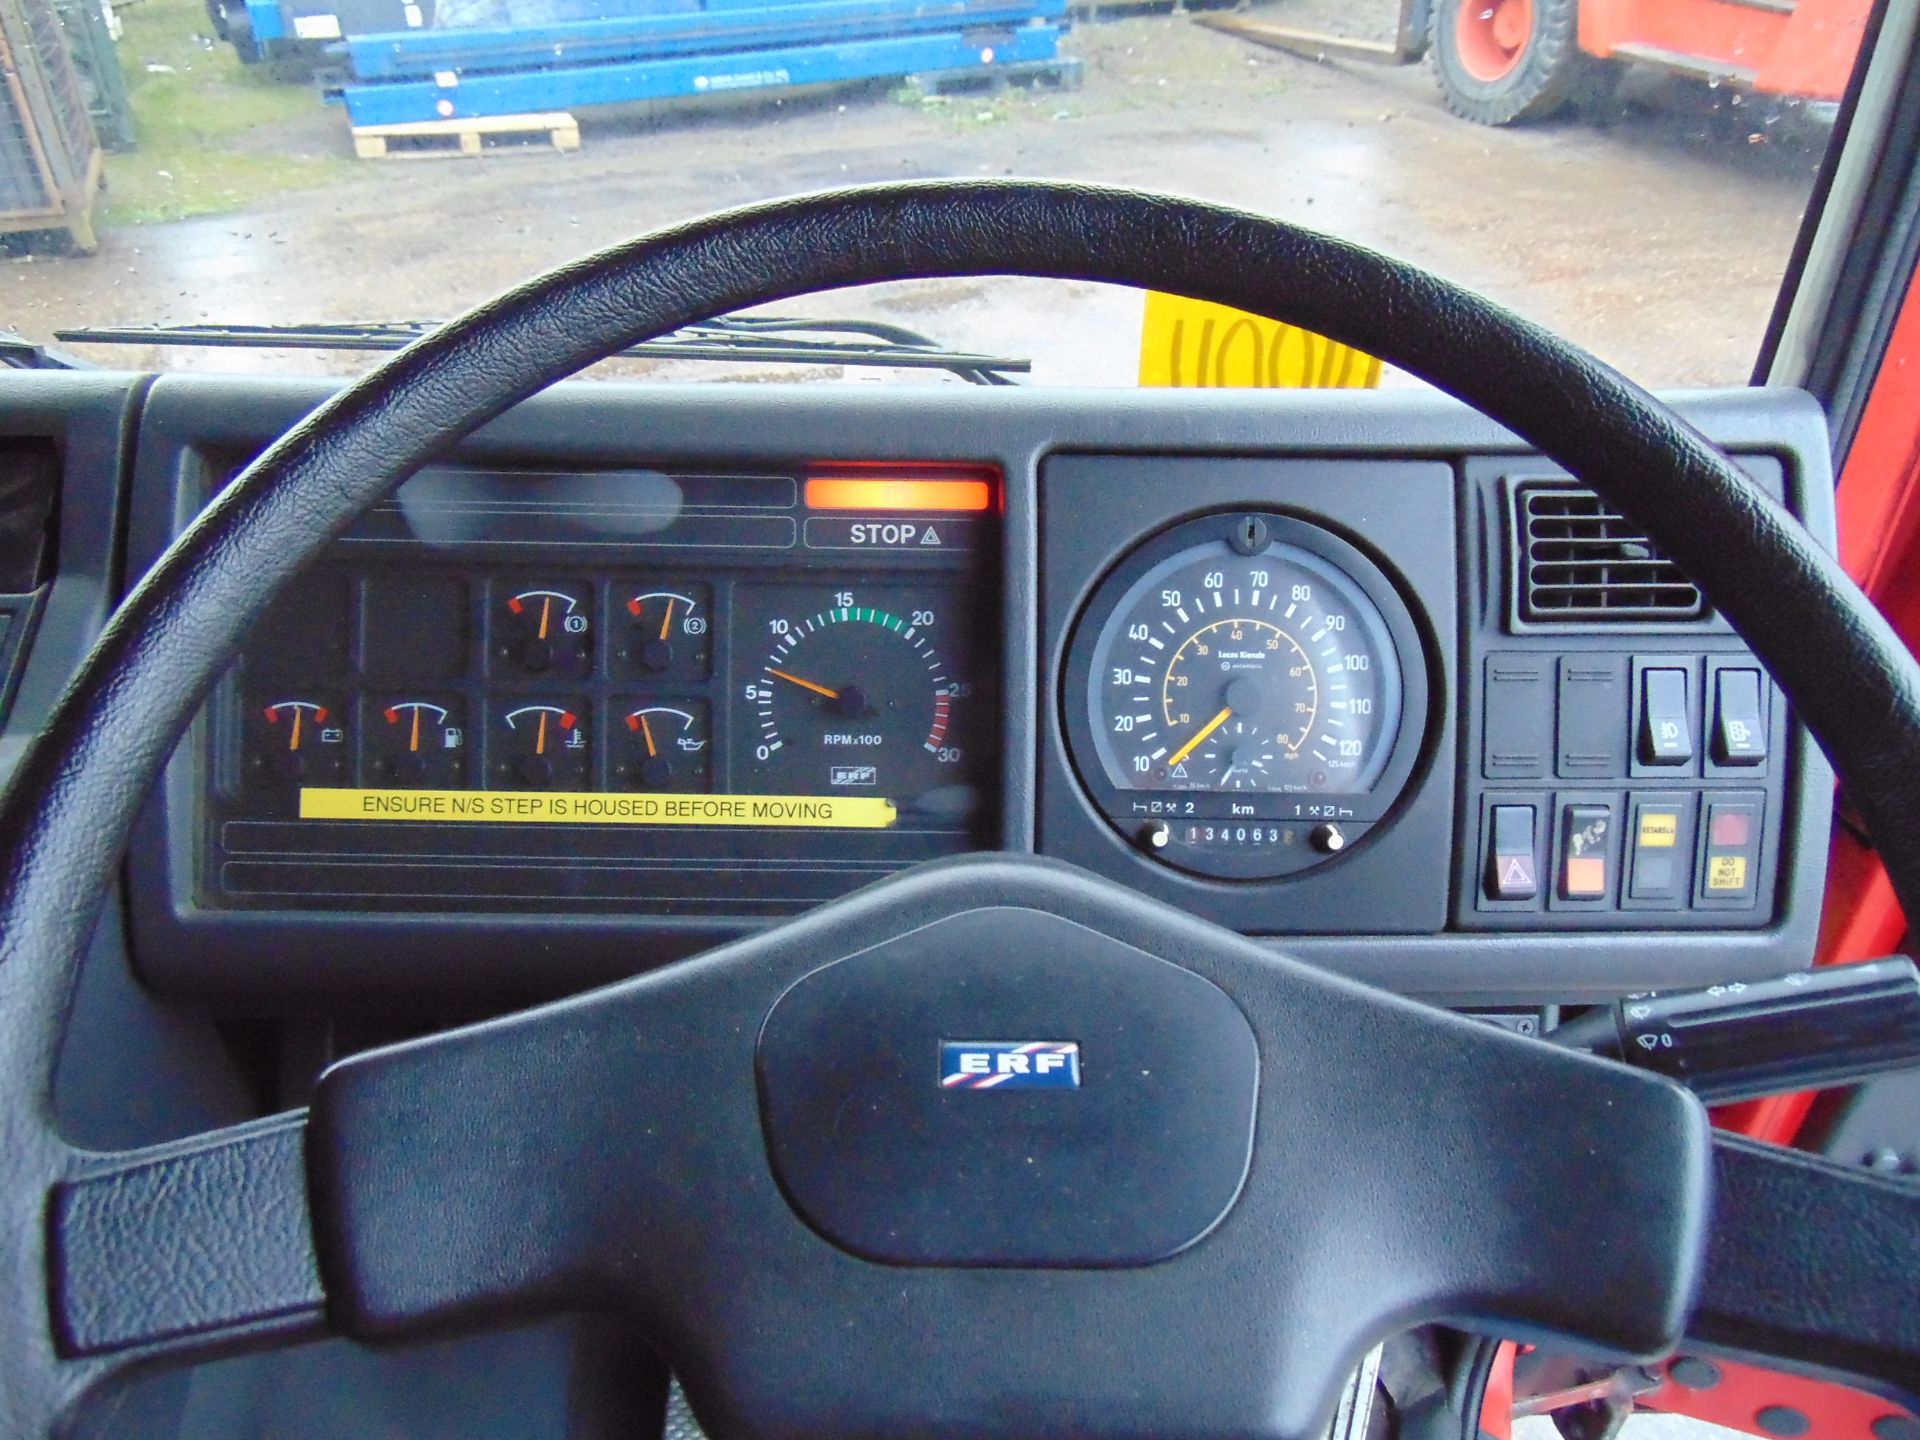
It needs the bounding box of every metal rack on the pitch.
[0,0,102,251]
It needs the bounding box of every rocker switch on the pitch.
[1639,667,1692,766]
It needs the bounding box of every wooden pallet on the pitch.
[350,111,581,159]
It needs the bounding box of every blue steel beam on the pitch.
[344,0,1064,79]
[340,20,1061,125]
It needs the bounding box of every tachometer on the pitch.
[1065,512,1426,880]
[738,588,980,821]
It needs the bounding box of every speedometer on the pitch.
[1065,511,1427,880]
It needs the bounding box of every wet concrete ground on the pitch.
[13,11,1831,387]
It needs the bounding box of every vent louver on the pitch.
[1516,481,1704,623]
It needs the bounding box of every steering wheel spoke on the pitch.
[291,857,1710,1440]
[50,1114,327,1362]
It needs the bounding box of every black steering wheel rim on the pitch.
[3,179,1918,1436]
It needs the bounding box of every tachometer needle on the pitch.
[767,667,840,701]
[1168,706,1232,767]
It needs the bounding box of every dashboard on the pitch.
[0,371,1835,1009]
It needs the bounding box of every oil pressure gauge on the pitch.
[1064,512,1428,881]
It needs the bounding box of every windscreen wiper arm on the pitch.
[52,316,1029,386]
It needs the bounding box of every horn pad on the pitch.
[756,906,1261,1266]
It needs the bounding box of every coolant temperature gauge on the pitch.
[491,700,589,789]
[368,697,466,787]
[611,700,711,792]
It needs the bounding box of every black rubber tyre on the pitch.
[223,0,263,64]
[1429,0,1594,125]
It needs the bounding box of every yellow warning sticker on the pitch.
[298,789,897,828]
[1637,812,1679,848]
[1138,293,1383,389]
[1706,855,1749,891]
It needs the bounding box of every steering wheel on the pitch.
[6,181,1920,1438]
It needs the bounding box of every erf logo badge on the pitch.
[940,1041,1081,1090]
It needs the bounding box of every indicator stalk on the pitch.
[1549,958,1920,1104]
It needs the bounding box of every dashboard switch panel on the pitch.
[1456,455,1808,934]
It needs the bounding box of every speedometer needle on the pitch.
[767,667,840,700]
[1168,706,1233,767]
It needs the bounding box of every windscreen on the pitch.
[15,0,1870,387]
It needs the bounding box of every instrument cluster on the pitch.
[203,464,999,913]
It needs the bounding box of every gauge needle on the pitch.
[409,706,421,754]
[536,710,549,756]
[767,667,840,701]
[659,598,675,642]
[538,595,553,642]
[289,707,303,753]
[1168,706,1232,767]
[639,714,657,757]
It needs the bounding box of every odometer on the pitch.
[1065,512,1426,880]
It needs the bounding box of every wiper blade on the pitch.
[52,315,1029,386]
[0,329,87,370]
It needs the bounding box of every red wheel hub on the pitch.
[1454,0,1533,82]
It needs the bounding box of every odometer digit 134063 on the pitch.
[1066,512,1426,880]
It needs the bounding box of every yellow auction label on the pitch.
[1138,292,1383,390]
[298,789,898,828]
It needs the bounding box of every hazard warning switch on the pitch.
[1485,804,1539,901]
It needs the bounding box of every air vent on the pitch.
[1515,481,1704,623]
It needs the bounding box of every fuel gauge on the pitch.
[616,583,712,681]
[495,584,592,678]
[611,700,711,792]
[491,700,589,789]
[368,697,467,787]
[246,696,350,794]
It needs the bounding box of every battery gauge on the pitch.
[246,696,350,790]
